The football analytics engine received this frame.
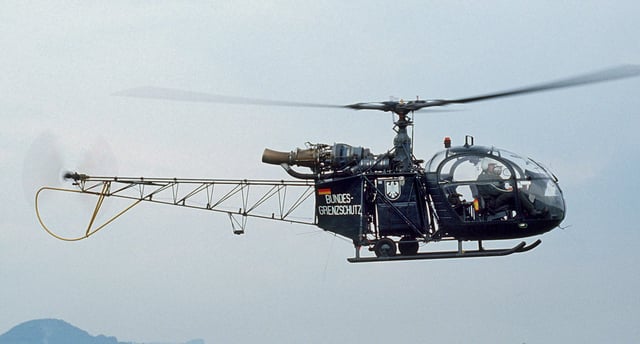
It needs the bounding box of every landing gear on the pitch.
[398,236,419,256]
[373,238,397,257]
[372,237,419,257]
[349,239,542,263]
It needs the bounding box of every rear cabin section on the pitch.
[314,173,430,243]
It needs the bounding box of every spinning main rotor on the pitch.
[114,65,640,116]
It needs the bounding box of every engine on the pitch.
[262,143,390,179]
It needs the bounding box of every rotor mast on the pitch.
[392,110,414,172]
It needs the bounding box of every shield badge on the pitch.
[385,180,401,200]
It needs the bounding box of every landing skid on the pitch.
[347,239,541,263]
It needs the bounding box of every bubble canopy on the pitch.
[425,144,565,228]
[427,145,554,177]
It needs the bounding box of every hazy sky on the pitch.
[2,1,640,343]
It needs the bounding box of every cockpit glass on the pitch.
[492,149,552,180]
[428,145,565,222]
[426,151,446,172]
[427,146,555,181]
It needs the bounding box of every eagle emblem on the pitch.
[385,180,401,200]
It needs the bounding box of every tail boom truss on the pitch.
[36,174,317,241]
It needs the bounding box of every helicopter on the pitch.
[36,65,640,263]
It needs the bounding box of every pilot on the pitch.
[477,159,541,217]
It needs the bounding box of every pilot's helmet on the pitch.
[481,158,502,174]
[481,158,495,171]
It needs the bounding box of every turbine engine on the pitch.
[262,143,390,179]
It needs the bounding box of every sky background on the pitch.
[2,1,640,343]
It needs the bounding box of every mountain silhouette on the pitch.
[0,319,120,344]
[0,319,204,344]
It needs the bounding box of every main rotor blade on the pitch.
[114,65,640,115]
[113,86,345,109]
[424,65,640,108]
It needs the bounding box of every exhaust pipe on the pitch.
[262,148,317,168]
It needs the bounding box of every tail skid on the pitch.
[35,185,143,241]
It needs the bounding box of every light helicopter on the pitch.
[36,65,640,262]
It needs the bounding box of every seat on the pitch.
[470,184,510,221]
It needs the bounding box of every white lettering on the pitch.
[319,192,360,216]
[324,193,353,204]
[317,205,362,216]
